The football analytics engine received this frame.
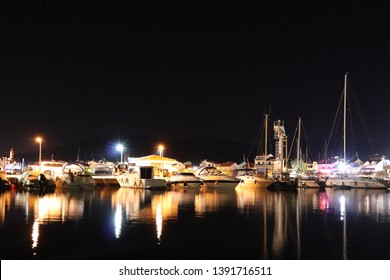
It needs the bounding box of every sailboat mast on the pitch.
[297,117,301,162]
[265,113,268,178]
[343,72,348,165]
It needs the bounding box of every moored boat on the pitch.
[116,166,167,190]
[0,171,12,190]
[324,73,389,190]
[166,171,203,190]
[234,168,273,188]
[55,163,96,189]
[195,166,240,189]
[18,170,56,191]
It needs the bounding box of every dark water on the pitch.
[1,186,390,260]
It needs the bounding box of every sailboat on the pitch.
[290,117,324,189]
[325,73,388,189]
[236,113,274,189]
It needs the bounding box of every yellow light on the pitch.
[158,145,165,177]
[35,136,43,165]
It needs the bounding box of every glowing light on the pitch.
[116,144,124,163]
[338,162,348,173]
[158,145,164,177]
[155,200,162,244]
[35,136,43,166]
[114,203,122,239]
[340,195,346,221]
[32,219,39,250]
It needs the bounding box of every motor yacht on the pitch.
[18,170,56,191]
[233,168,273,188]
[166,171,203,190]
[55,163,96,189]
[195,166,240,189]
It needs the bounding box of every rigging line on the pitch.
[248,117,263,160]
[246,107,272,161]
[287,119,299,160]
[326,87,344,159]
[255,109,272,157]
[330,107,343,160]
[347,97,357,162]
[346,79,360,161]
[347,101,358,162]
[301,122,314,162]
[349,83,377,155]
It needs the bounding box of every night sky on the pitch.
[1,1,390,162]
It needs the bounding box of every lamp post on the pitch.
[36,137,42,170]
[116,144,124,164]
[158,145,164,177]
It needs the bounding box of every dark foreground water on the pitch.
[1,186,390,260]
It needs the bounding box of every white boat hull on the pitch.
[116,175,167,190]
[168,181,203,189]
[195,166,240,189]
[236,176,273,188]
[56,174,96,189]
[200,179,240,189]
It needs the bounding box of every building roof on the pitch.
[219,161,237,167]
[136,155,178,162]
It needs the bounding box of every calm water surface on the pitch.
[1,186,390,260]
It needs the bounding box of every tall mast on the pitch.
[264,113,268,178]
[297,117,301,162]
[343,72,348,166]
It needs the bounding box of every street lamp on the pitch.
[116,144,124,163]
[35,137,42,169]
[158,145,164,177]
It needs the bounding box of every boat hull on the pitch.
[56,174,96,189]
[236,177,273,188]
[167,180,203,189]
[117,176,167,190]
[200,179,240,189]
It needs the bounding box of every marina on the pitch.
[1,74,390,261]
[2,2,390,279]
[1,186,390,260]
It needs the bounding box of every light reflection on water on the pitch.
[1,187,390,259]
